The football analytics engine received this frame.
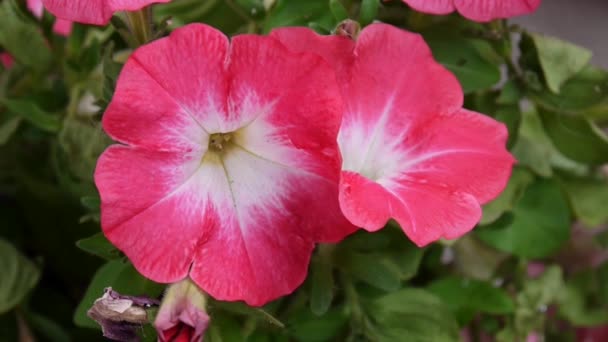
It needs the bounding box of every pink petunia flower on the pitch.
[272,24,515,246]
[1,53,14,69]
[27,0,73,36]
[402,0,542,22]
[155,279,210,342]
[95,24,356,306]
[41,0,171,26]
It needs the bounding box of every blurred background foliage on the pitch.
[1,0,608,341]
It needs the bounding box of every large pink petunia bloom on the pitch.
[95,24,355,306]
[27,0,73,36]
[272,24,515,246]
[402,0,541,22]
[41,0,171,26]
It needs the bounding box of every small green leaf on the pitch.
[329,0,349,21]
[80,195,101,212]
[367,288,460,342]
[0,116,21,145]
[310,255,334,316]
[425,34,500,93]
[514,266,564,335]
[530,66,608,116]
[481,167,534,225]
[497,80,523,105]
[539,109,608,165]
[76,232,121,260]
[335,251,402,292]
[558,173,608,227]
[74,260,164,328]
[0,0,52,72]
[528,33,592,93]
[2,99,61,133]
[428,277,514,325]
[263,0,333,33]
[287,308,348,342]
[26,312,71,342]
[359,0,378,26]
[477,179,571,258]
[512,111,555,177]
[559,280,608,326]
[0,238,41,314]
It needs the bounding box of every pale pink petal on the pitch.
[41,0,171,25]
[402,0,455,15]
[52,19,73,36]
[27,0,44,18]
[403,0,541,21]
[454,0,542,22]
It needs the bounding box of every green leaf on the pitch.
[425,34,500,94]
[530,66,608,117]
[329,0,349,21]
[0,116,21,145]
[309,254,334,316]
[477,179,571,258]
[263,0,333,33]
[335,250,402,292]
[359,0,379,26]
[539,108,608,165]
[481,167,534,225]
[367,288,460,342]
[528,33,592,93]
[0,0,52,72]
[558,173,608,227]
[74,260,164,328]
[514,266,564,335]
[26,312,71,342]
[512,111,554,177]
[287,308,348,342]
[428,277,514,325]
[2,98,61,133]
[206,316,245,342]
[80,195,101,212]
[559,280,608,326]
[497,80,523,105]
[0,238,41,314]
[75,232,121,260]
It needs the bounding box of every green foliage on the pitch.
[527,33,592,93]
[0,238,41,314]
[0,0,52,72]
[477,179,571,258]
[428,277,514,325]
[366,289,461,341]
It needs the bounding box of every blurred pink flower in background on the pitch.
[402,0,542,22]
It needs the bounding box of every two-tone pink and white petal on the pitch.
[272,24,515,246]
[403,0,542,22]
[96,24,355,306]
[41,0,171,25]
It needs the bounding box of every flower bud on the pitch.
[155,279,210,342]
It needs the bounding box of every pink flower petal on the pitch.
[27,0,44,18]
[52,18,73,36]
[41,0,171,25]
[403,0,542,22]
[1,53,14,69]
[273,24,514,246]
[96,24,354,306]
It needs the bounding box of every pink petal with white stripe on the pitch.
[273,24,514,246]
[95,24,354,306]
